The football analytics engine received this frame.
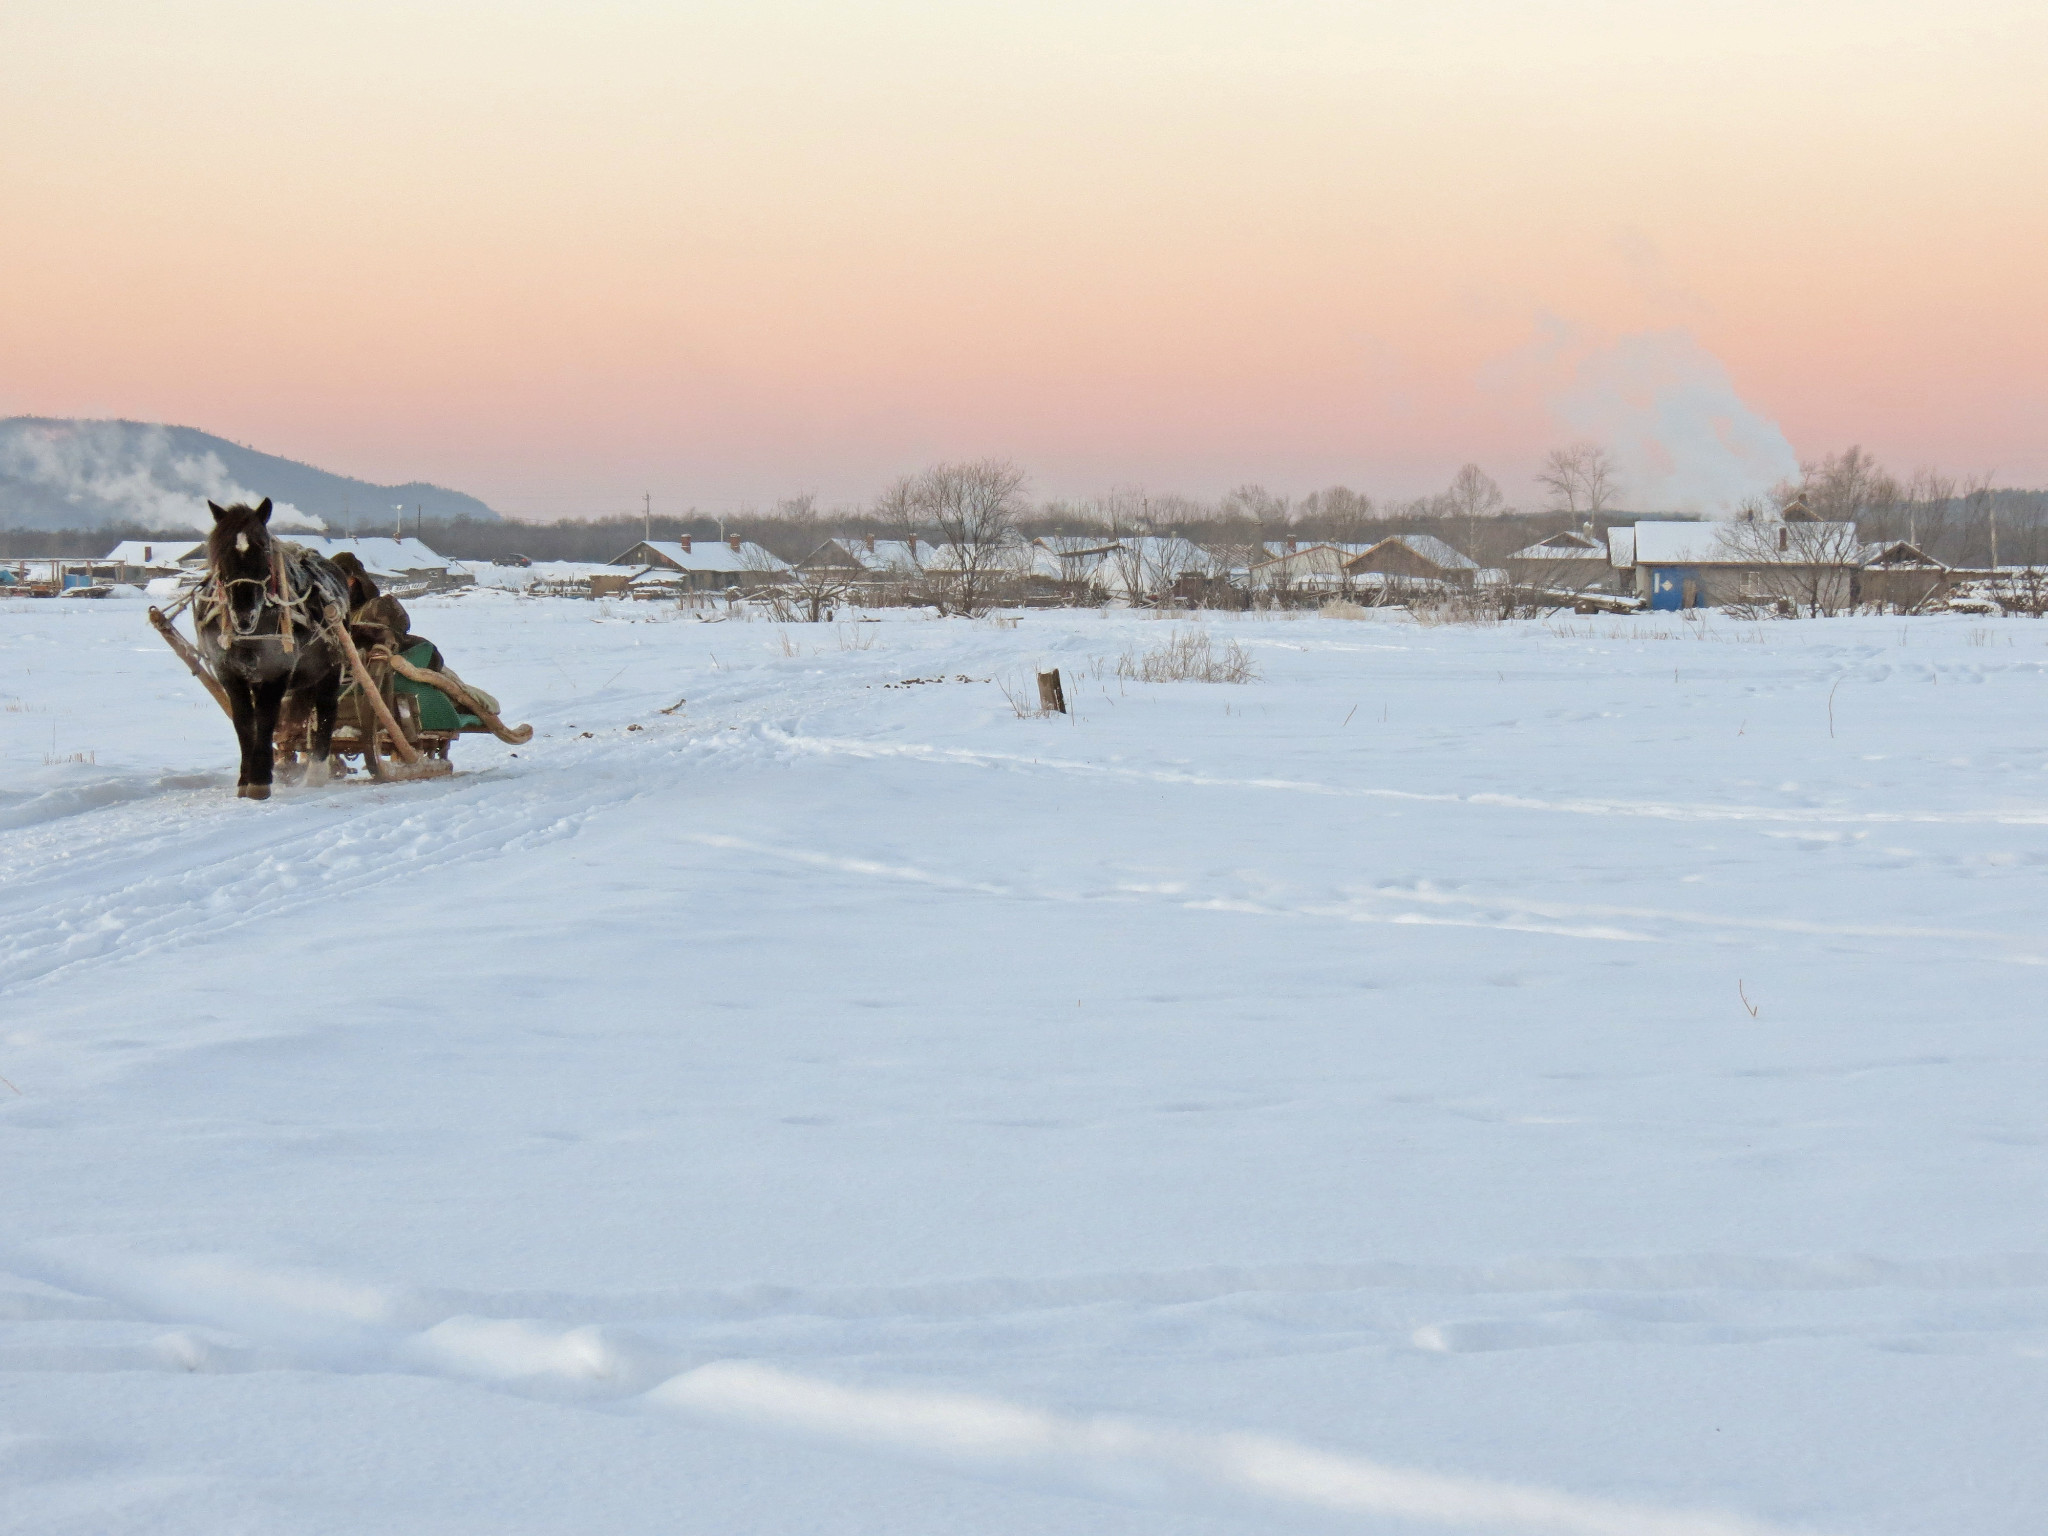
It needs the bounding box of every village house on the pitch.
[1612,513,1863,611]
[1504,529,1621,593]
[1027,536,1122,590]
[288,536,472,592]
[1246,543,1356,599]
[1090,537,1226,602]
[1342,534,1479,590]
[103,539,206,583]
[1857,541,1951,612]
[611,537,791,592]
[796,535,923,580]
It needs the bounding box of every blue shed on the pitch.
[1647,566,1702,611]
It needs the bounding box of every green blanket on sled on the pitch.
[388,641,485,732]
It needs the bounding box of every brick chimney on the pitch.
[728,534,741,553]
[865,533,876,553]
[907,535,918,558]
[1285,536,1298,555]
[680,535,691,554]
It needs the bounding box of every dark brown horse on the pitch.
[196,499,351,799]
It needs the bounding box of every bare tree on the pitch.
[1296,485,1375,544]
[1221,484,1289,526]
[1535,443,1617,516]
[1439,463,1512,566]
[1099,484,1152,536]
[1900,468,1956,552]
[1797,446,1898,525]
[911,459,1027,617]
[763,493,824,562]
[1104,533,1213,605]
[872,474,920,543]
[1443,464,1505,520]
[1961,472,1997,567]
[769,560,861,622]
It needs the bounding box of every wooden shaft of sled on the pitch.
[271,545,294,654]
[379,651,534,744]
[148,605,234,718]
[331,622,423,765]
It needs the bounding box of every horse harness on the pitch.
[201,543,330,655]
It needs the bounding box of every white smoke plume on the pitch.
[0,419,325,532]
[1546,330,1798,514]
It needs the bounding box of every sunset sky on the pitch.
[3,0,2042,515]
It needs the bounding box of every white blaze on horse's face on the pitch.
[236,532,251,553]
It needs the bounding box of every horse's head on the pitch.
[207,498,275,636]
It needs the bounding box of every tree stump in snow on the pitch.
[1037,668,1067,714]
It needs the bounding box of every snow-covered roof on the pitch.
[1247,545,1356,585]
[1087,538,1230,594]
[1027,539,1120,582]
[919,537,1034,573]
[1862,540,1946,569]
[1627,520,1859,567]
[1508,531,1604,561]
[103,540,205,566]
[807,537,924,572]
[1395,535,1478,570]
[1034,537,1122,557]
[1255,541,1376,561]
[288,536,458,577]
[1348,534,1478,572]
[1029,545,1103,581]
[1628,522,1736,565]
[851,539,922,571]
[1607,526,1636,568]
[620,539,789,574]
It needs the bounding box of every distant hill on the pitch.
[0,417,500,532]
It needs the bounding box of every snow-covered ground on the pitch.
[4,595,2046,1535]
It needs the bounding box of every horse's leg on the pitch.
[246,675,288,800]
[306,664,342,787]
[223,670,259,797]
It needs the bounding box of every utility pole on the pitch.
[644,492,651,544]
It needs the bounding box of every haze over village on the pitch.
[4,3,2045,1535]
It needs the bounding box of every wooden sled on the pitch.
[149,601,530,786]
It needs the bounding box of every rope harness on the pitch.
[197,541,333,654]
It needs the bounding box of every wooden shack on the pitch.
[1857,541,1950,612]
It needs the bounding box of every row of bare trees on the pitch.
[1773,447,2031,571]
[21,440,2046,604]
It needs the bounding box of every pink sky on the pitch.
[3,0,2042,515]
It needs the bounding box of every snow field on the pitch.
[3,595,2047,1534]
